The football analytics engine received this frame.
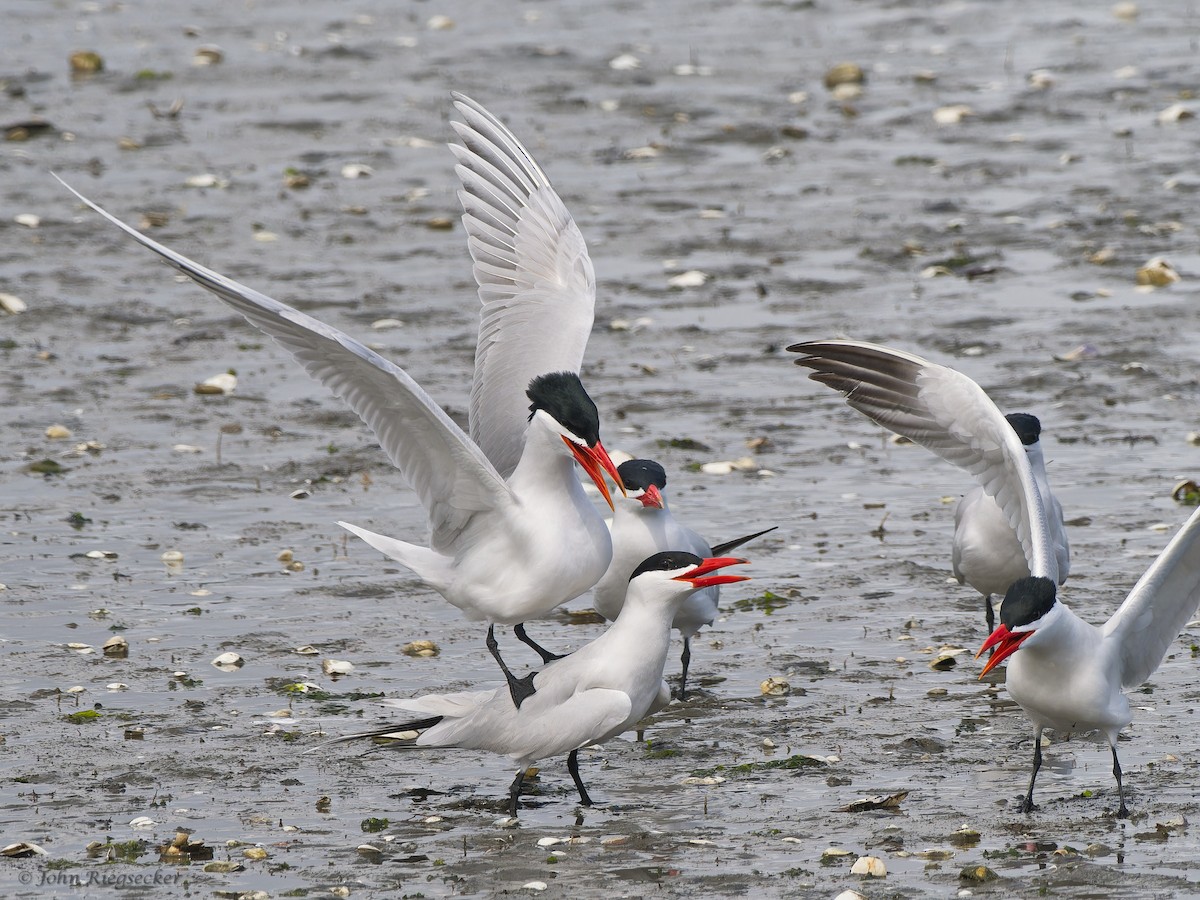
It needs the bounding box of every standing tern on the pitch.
[976,504,1200,817]
[56,94,626,674]
[593,459,775,698]
[332,552,751,816]
[788,339,1070,629]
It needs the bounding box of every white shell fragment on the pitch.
[522,883,548,892]
[402,640,440,658]
[933,104,973,125]
[161,550,184,563]
[1135,257,1180,287]
[0,293,28,314]
[341,163,374,179]
[1157,103,1194,124]
[212,652,244,670]
[45,424,72,440]
[294,645,320,656]
[193,44,224,65]
[129,816,156,829]
[371,318,404,330]
[323,659,354,676]
[103,635,129,658]
[185,173,225,189]
[760,676,790,696]
[15,213,41,228]
[86,549,119,559]
[195,372,237,394]
[666,269,709,288]
[851,855,887,877]
[2,841,49,857]
[609,53,640,70]
[833,891,868,900]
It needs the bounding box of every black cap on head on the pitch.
[629,550,703,582]
[618,459,667,493]
[999,576,1057,629]
[526,372,601,446]
[1005,413,1042,447]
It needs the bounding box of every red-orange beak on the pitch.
[976,624,1034,678]
[638,484,665,510]
[674,556,750,590]
[564,436,625,510]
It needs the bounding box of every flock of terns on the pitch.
[60,93,1200,820]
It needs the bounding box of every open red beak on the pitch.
[976,624,1034,678]
[639,484,665,510]
[565,437,626,510]
[674,556,750,590]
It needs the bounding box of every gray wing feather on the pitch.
[790,339,1058,581]
[1104,505,1200,688]
[59,176,513,547]
[450,93,596,478]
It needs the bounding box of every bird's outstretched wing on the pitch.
[1104,505,1200,688]
[789,339,1058,582]
[450,93,596,478]
[59,176,513,544]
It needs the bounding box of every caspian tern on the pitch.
[976,504,1200,817]
[592,459,775,698]
[788,339,1070,630]
[55,94,625,676]
[332,552,751,816]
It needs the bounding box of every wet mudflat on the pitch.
[4,0,1200,896]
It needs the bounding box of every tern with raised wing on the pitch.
[593,459,775,698]
[332,552,751,815]
[789,339,1070,630]
[58,94,624,680]
[975,505,1200,816]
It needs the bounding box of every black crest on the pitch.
[1005,413,1042,447]
[999,576,1057,629]
[629,550,703,582]
[618,459,667,493]
[526,372,601,446]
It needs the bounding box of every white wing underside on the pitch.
[1104,505,1200,688]
[59,177,513,550]
[791,340,1058,582]
[450,93,596,479]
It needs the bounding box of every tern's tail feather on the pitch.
[315,715,445,752]
[338,521,449,585]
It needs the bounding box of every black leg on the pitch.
[1020,728,1043,813]
[514,623,566,664]
[487,625,538,709]
[985,594,995,634]
[676,638,692,700]
[567,749,593,807]
[507,767,526,817]
[1112,744,1129,818]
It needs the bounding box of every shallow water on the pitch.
[4,0,1200,896]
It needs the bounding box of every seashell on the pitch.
[426,14,454,29]
[402,640,440,658]
[107,682,129,691]
[173,444,204,453]
[341,163,373,179]
[1157,103,1194,124]
[680,775,725,785]
[0,293,27,314]
[536,837,561,847]
[253,231,278,243]
[185,174,223,189]
[294,645,319,656]
[700,461,734,476]
[933,104,973,125]
[1135,257,1180,287]
[2,841,49,857]
[15,213,40,228]
[960,864,998,882]
[193,44,224,65]
[323,659,354,676]
[195,372,237,394]
[129,816,156,829]
[824,62,865,88]
[851,855,887,877]
[290,489,311,500]
[821,847,854,861]
[834,892,868,900]
[371,318,405,330]
[242,846,268,860]
[86,550,119,559]
[609,53,640,70]
[1113,0,1139,19]
[211,651,244,669]
[161,550,184,563]
[103,635,129,658]
[70,51,104,73]
[203,860,244,873]
[929,647,968,670]
[760,676,790,696]
[522,882,548,892]
[667,270,708,288]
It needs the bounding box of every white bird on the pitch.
[788,339,1070,630]
[56,93,625,679]
[332,551,751,816]
[592,459,775,698]
[976,504,1200,817]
